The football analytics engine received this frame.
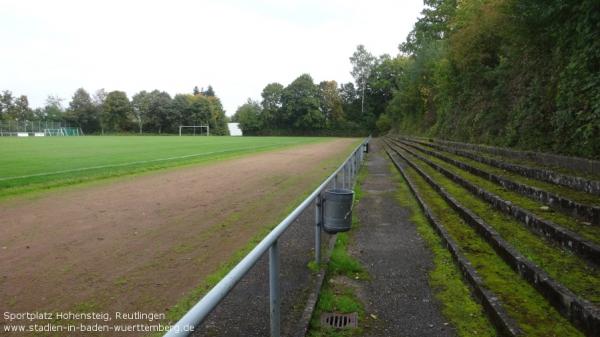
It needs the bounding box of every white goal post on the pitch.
[44,128,65,136]
[179,125,209,136]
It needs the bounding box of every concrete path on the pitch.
[352,139,455,336]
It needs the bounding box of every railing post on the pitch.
[269,241,280,337]
[315,195,322,264]
[346,163,350,187]
[344,162,349,188]
[346,163,349,188]
[353,153,357,180]
[353,152,357,180]
[350,154,354,182]
[333,172,337,189]
[349,154,353,182]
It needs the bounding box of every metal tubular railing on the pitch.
[164,137,370,337]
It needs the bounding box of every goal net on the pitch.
[179,125,209,136]
[44,127,83,136]
[44,128,65,136]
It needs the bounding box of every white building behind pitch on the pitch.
[227,123,243,136]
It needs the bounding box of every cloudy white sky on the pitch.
[0,0,423,115]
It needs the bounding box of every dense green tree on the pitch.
[12,95,33,121]
[92,89,107,133]
[205,95,228,135]
[170,94,191,128]
[400,0,456,54]
[101,91,131,132]
[203,85,215,97]
[41,95,65,121]
[131,91,150,133]
[146,90,173,133]
[188,94,211,126]
[378,0,600,158]
[318,80,345,127]
[0,90,14,120]
[366,55,403,119]
[376,113,392,134]
[234,99,263,133]
[261,83,284,128]
[68,88,99,133]
[280,74,324,129]
[170,93,228,135]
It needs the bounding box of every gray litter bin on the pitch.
[323,188,354,234]
[363,142,369,153]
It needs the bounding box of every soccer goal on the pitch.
[43,127,83,136]
[44,128,66,136]
[179,125,209,136]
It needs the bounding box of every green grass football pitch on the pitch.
[0,136,332,199]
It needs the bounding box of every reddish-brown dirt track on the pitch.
[0,138,356,334]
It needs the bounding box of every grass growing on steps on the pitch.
[412,141,600,206]
[410,143,600,243]
[405,143,600,244]
[396,152,583,337]
[388,161,497,337]
[398,147,600,304]
[414,139,600,183]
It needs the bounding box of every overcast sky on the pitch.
[0,0,423,115]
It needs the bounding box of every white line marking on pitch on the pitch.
[0,142,305,181]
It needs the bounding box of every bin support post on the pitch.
[345,163,349,188]
[343,164,347,189]
[353,153,357,180]
[269,241,280,337]
[353,154,356,179]
[315,195,322,264]
[350,155,353,182]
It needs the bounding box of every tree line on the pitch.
[0,86,228,135]
[352,0,599,158]
[1,44,395,138]
[231,46,388,136]
[232,0,598,157]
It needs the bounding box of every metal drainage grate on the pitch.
[320,312,358,329]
